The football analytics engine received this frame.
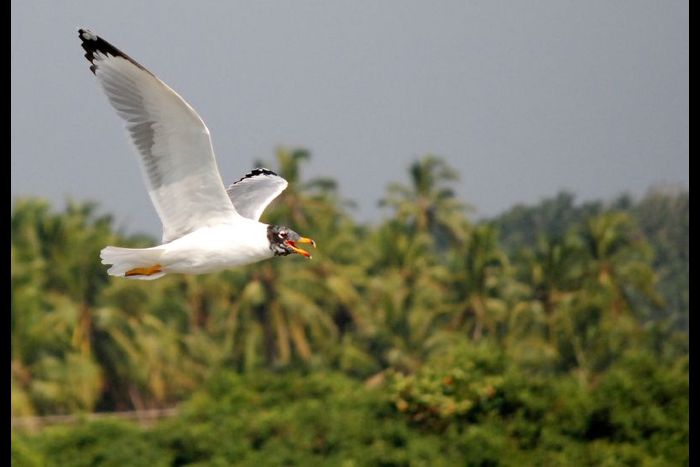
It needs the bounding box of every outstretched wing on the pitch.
[78,28,239,242]
[226,169,288,221]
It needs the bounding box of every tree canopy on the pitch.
[11,150,688,465]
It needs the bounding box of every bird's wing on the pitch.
[78,28,239,243]
[225,169,288,221]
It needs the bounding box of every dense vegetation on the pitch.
[11,150,688,465]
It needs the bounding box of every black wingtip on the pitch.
[232,168,279,185]
[77,28,151,76]
[248,168,279,177]
[78,28,100,74]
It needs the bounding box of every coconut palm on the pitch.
[579,212,662,319]
[513,233,586,345]
[11,199,114,414]
[447,225,509,342]
[211,148,358,369]
[379,155,470,247]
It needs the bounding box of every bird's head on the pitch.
[267,225,316,258]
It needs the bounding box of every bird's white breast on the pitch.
[159,220,273,274]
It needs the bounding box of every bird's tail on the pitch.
[100,246,166,280]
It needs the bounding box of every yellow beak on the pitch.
[285,237,316,258]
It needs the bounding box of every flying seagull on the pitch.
[78,28,315,280]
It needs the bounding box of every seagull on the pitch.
[78,28,315,280]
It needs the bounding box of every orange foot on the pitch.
[125,264,163,277]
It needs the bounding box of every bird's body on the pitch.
[77,28,314,279]
[102,221,273,280]
[159,221,273,274]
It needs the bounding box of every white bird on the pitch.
[78,28,315,280]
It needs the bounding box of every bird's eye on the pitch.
[278,231,287,239]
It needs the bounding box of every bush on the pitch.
[24,419,172,467]
[14,348,687,466]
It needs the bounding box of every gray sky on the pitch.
[11,1,688,237]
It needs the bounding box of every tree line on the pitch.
[11,149,688,465]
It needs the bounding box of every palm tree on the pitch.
[447,225,509,342]
[214,148,359,370]
[379,155,470,247]
[11,199,114,414]
[579,212,662,319]
[515,233,586,344]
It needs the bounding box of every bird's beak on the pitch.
[285,237,316,259]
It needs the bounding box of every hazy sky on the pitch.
[11,1,688,237]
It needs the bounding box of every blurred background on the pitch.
[12,1,687,465]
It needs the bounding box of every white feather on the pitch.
[84,31,240,243]
[226,170,288,220]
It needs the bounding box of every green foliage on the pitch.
[11,151,687,464]
[11,435,45,467]
[154,371,398,465]
[630,187,689,328]
[15,354,687,465]
[491,187,688,330]
[17,420,172,467]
